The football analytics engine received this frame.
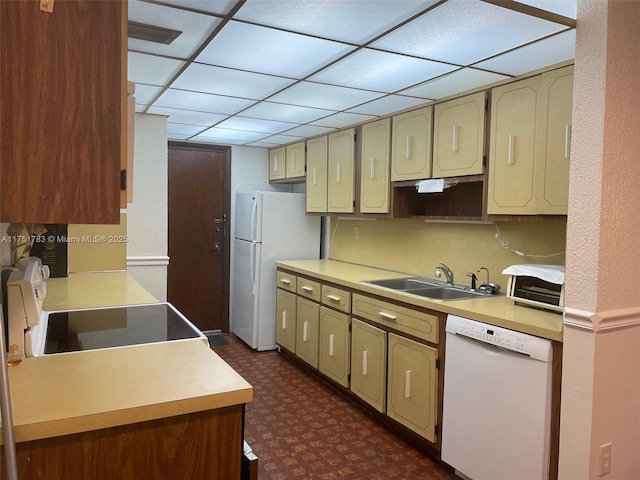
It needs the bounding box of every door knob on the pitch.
[213,242,222,255]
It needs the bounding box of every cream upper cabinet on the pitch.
[360,118,391,213]
[488,66,573,215]
[391,106,433,181]
[433,92,486,178]
[327,128,355,213]
[318,307,350,388]
[306,136,328,213]
[296,296,320,368]
[285,141,306,179]
[537,66,573,214]
[276,288,296,353]
[386,333,438,442]
[351,319,387,413]
[269,146,286,181]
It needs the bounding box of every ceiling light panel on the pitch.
[155,89,256,115]
[269,82,385,111]
[515,0,577,19]
[133,84,164,108]
[474,30,575,75]
[215,117,298,135]
[146,106,228,126]
[196,21,354,78]
[371,0,567,65]
[347,95,429,116]
[309,112,377,129]
[399,68,509,100]
[234,0,439,44]
[258,134,307,145]
[158,0,237,16]
[309,48,458,93]
[239,102,335,124]
[128,52,185,86]
[194,127,269,143]
[171,63,295,99]
[128,0,222,59]
[167,123,207,137]
[281,125,335,138]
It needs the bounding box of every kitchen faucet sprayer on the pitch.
[437,263,454,286]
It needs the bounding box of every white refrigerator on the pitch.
[232,191,321,351]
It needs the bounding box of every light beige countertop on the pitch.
[275,259,563,342]
[2,272,253,444]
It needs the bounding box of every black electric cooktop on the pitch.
[44,303,202,355]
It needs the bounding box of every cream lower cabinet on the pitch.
[387,333,438,443]
[296,296,320,368]
[306,136,328,213]
[350,319,386,413]
[327,129,355,213]
[318,307,350,388]
[275,288,296,353]
[360,118,391,213]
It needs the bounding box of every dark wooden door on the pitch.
[168,144,230,332]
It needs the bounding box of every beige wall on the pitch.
[328,218,566,289]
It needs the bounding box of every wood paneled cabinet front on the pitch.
[296,296,320,368]
[487,65,573,215]
[0,0,126,224]
[269,146,287,181]
[318,307,350,388]
[276,288,297,353]
[327,129,356,213]
[350,318,387,413]
[306,136,329,213]
[391,106,433,181]
[360,118,391,214]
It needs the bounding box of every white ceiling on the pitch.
[128,0,576,147]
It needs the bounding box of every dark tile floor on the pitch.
[212,334,458,480]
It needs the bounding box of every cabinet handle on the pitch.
[378,311,397,321]
[279,278,291,285]
[281,311,287,330]
[326,293,341,302]
[370,158,375,179]
[405,370,412,398]
[303,321,308,342]
[312,167,317,185]
[336,163,342,183]
[301,285,314,293]
[508,134,515,165]
[329,334,334,356]
[452,125,458,152]
[362,350,368,376]
[565,124,572,159]
[292,152,296,170]
[274,156,279,172]
[406,136,412,159]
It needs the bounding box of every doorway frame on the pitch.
[168,141,232,332]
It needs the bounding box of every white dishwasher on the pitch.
[441,315,553,480]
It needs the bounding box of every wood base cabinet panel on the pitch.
[318,307,350,388]
[350,319,387,413]
[276,288,297,353]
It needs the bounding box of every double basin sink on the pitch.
[362,276,489,301]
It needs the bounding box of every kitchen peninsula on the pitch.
[1,272,252,480]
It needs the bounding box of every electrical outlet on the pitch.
[600,443,612,476]
[354,226,360,239]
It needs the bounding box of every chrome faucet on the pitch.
[437,263,454,286]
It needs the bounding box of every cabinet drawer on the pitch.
[352,294,438,344]
[297,277,322,302]
[321,284,351,313]
[276,271,297,293]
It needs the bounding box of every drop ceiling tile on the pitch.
[281,125,335,138]
[128,52,185,86]
[310,48,457,92]
[371,0,567,65]
[259,134,307,145]
[147,106,228,126]
[474,30,575,75]
[190,137,249,146]
[515,0,577,19]
[239,102,335,124]
[235,0,438,43]
[399,68,509,100]
[172,63,295,99]
[247,141,282,147]
[168,133,192,140]
[154,89,256,115]
[158,0,236,16]
[133,84,164,107]
[128,0,221,59]
[309,112,377,129]
[196,21,355,78]
[194,127,269,142]
[215,117,298,134]
[269,82,385,111]
[167,123,206,136]
[347,95,428,116]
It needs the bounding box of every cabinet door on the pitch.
[391,106,433,181]
[387,333,438,442]
[537,66,573,214]
[318,307,350,387]
[487,77,539,214]
[276,289,297,353]
[306,136,328,213]
[296,297,320,368]
[0,0,125,224]
[433,92,485,178]
[360,118,391,213]
[350,319,387,413]
[285,141,306,179]
[327,129,355,213]
[269,146,286,181]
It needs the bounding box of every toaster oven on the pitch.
[503,265,565,313]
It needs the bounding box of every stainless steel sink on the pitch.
[362,276,489,301]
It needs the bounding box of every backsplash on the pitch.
[328,218,566,288]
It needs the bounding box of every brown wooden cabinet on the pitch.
[0,0,126,224]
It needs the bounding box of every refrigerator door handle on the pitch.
[250,200,258,242]
[250,243,257,296]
